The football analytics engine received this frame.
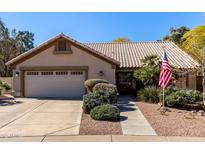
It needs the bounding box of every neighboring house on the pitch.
[6,34,199,98]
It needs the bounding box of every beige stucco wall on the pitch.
[13,45,116,96]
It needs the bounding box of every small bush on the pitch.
[93,83,117,92]
[159,87,178,102]
[84,79,108,93]
[0,81,11,93]
[138,85,202,108]
[165,89,202,107]
[90,104,120,121]
[138,86,160,103]
[83,88,118,113]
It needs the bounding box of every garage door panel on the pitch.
[25,71,85,98]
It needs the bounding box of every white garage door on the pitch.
[24,70,85,98]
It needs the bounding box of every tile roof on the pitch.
[85,41,199,69]
[6,34,199,69]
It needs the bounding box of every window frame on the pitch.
[54,39,72,54]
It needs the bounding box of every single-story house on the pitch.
[6,34,200,98]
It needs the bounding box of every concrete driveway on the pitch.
[0,98,82,137]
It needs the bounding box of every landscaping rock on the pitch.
[197,110,204,116]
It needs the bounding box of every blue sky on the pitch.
[0,12,204,45]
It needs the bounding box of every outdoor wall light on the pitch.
[15,71,20,77]
[99,70,104,76]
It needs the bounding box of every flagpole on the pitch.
[163,86,165,108]
[162,46,166,108]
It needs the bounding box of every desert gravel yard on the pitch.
[137,102,205,137]
[0,98,82,137]
[79,113,122,135]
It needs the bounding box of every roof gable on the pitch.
[6,34,120,67]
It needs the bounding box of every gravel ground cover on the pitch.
[137,102,205,137]
[79,113,122,135]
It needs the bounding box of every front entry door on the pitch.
[116,72,136,94]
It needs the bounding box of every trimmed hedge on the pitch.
[90,104,120,121]
[83,88,118,113]
[84,79,108,93]
[93,83,117,92]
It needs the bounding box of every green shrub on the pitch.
[84,79,108,93]
[138,86,160,103]
[93,83,117,92]
[165,89,202,107]
[0,81,11,94]
[83,88,118,113]
[138,85,202,107]
[159,87,178,102]
[90,104,120,121]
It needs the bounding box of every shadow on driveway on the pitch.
[0,97,24,106]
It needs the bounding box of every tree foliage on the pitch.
[112,37,131,43]
[134,55,161,86]
[163,26,190,46]
[0,18,34,77]
[133,55,178,86]
[182,25,205,63]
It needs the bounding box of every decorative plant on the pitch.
[90,104,120,121]
[84,79,108,93]
[134,54,178,86]
[0,80,11,95]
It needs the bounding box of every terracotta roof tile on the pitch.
[85,41,199,69]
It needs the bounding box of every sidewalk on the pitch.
[0,135,205,142]
[118,96,156,135]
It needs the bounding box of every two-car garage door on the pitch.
[24,70,85,98]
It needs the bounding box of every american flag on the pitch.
[159,49,172,88]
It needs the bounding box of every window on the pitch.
[71,71,83,75]
[55,39,71,52]
[41,72,53,75]
[58,39,67,51]
[56,71,68,75]
[27,72,38,75]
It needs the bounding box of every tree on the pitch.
[134,55,161,86]
[133,55,178,86]
[163,26,190,46]
[0,19,34,77]
[112,37,131,43]
[182,25,205,63]
[14,30,34,54]
[182,25,205,105]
